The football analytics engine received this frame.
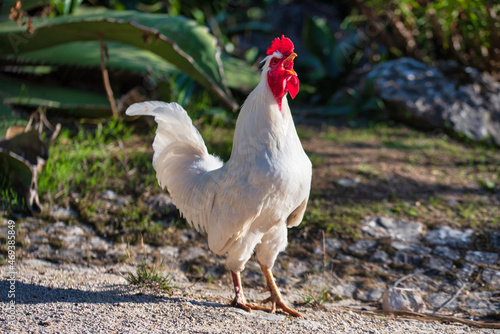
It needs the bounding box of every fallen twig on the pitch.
[346,308,500,329]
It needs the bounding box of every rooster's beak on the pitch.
[283,53,297,76]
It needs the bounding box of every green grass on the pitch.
[199,123,234,161]
[0,186,24,211]
[299,123,499,244]
[125,260,175,293]
[297,284,332,307]
[300,198,366,241]
[300,195,499,244]
[308,154,325,166]
[37,119,168,244]
[39,119,142,196]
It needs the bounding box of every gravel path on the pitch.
[1,260,496,333]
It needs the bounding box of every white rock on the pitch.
[382,288,426,313]
[362,217,423,242]
[465,250,499,265]
[424,226,474,247]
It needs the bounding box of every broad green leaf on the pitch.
[4,96,62,108]
[2,41,177,77]
[303,16,338,77]
[0,74,111,118]
[2,41,260,92]
[303,16,359,79]
[0,148,33,190]
[221,55,260,93]
[0,10,238,110]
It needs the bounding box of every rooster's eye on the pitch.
[271,58,279,66]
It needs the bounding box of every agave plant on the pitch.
[0,9,242,111]
[0,5,260,212]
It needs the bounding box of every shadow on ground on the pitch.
[0,280,227,310]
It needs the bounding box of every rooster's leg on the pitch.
[230,271,270,313]
[258,262,303,317]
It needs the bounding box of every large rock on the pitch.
[391,241,431,255]
[465,250,499,265]
[424,226,474,248]
[481,268,500,288]
[370,250,392,264]
[432,246,461,260]
[382,288,426,313]
[426,256,455,273]
[456,263,478,282]
[362,217,423,243]
[428,292,458,311]
[347,239,378,256]
[465,292,498,316]
[369,58,500,145]
[393,251,423,267]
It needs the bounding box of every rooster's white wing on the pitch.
[126,101,267,254]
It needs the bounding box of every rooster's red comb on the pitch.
[266,35,294,56]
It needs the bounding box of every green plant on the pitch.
[298,284,331,307]
[0,184,22,211]
[478,179,496,192]
[0,140,38,212]
[206,272,215,285]
[330,77,384,120]
[300,15,363,105]
[297,232,333,307]
[125,260,175,293]
[38,121,138,196]
[347,0,500,72]
[0,1,263,135]
[51,0,83,15]
[0,11,234,106]
[0,9,237,109]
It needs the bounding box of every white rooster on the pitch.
[126,35,312,317]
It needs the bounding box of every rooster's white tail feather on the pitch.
[126,102,213,169]
[125,102,223,218]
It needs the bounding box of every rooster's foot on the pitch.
[231,297,271,313]
[259,262,303,318]
[260,296,302,317]
[231,270,271,314]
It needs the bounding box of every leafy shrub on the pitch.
[346,0,500,72]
